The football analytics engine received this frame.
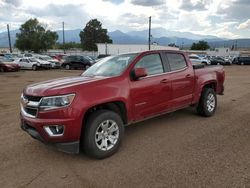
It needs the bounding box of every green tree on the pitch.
[15,18,58,52]
[55,42,82,50]
[191,40,210,50]
[79,19,112,51]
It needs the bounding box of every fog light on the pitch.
[44,125,64,137]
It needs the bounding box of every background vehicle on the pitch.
[0,58,20,72]
[20,50,225,159]
[61,55,93,70]
[233,56,250,65]
[36,55,61,69]
[189,54,211,65]
[210,56,230,65]
[15,58,51,70]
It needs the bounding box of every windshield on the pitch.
[82,53,138,77]
[40,56,52,61]
[30,58,39,63]
[0,58,13,62]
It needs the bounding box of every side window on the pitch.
[21,59,28,63]
[135,54,164,76]
[166,53,187,71]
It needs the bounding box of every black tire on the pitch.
[82,110,124,159]
[32,65,37,71]
[65,64,71,70]
[85,65,90,70]
[197,88,217,117]
[0,67,4,72]
[201,61,207,65]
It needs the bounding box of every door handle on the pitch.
[186,74,191,78]
[160,79,168,83]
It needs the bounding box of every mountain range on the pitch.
[0,27,249,49]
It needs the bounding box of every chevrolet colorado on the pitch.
[20,50,225,159]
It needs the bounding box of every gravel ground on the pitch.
[0,66,249,188]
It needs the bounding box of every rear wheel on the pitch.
[32,65,37,71]
[85,65,90,70]
[65,64,70,70]
[82,110,124,159]
[197,88,217,117]
[0,67,4,72]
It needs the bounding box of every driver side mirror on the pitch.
[131,67,147,80]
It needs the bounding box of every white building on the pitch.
[207,48,240,57]
[97,43,179,55]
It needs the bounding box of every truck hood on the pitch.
[24,76,102,96]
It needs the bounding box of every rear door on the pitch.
[19,58,30,69]
[163,53,195,109]
[130,53,172,120]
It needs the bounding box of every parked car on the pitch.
[0,58,20,72]
[210,56,231,65]
[36,55,61,69]
[223,56,233,65]
[189,54,211,65]
[61,55,93,70]
[97,54,111,59]
[15,58,51,70]
[233,56,250,65]
[0,53,15,61]
[49,54,66,62]
[20,50,225,159]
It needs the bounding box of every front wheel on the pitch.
[32,65,37,71]
[197,88,217,117]
[82,110,124,159]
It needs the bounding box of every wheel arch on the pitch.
[81,101,128,129]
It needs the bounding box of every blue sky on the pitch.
[0,0,250,39]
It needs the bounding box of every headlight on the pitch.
[39,94,75,111]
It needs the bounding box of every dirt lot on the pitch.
[0,66,250,188]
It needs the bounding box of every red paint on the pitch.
[21,50,225,145]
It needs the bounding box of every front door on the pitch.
[130,53,172,121]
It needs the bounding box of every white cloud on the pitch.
[0,0,250,38]
[237,19,250,30]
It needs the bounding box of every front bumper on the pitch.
[20,114,80,154]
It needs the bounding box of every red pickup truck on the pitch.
[20,50,225,159]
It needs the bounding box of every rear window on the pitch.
[166,53,187,71]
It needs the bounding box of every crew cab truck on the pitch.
[20,50,225,159]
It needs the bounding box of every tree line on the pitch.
[15,18,210,52]
[15,18,112,53]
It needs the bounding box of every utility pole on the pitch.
[148,16,151,51]
[62,22,66,54]
[7,24,12,53]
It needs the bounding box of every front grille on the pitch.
[21,95,41,118]
[25,95,42,102]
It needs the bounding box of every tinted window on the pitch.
[20,59,29,63]
[189,56,199,59]
[166,53,187,71]
[135,54,164,76]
